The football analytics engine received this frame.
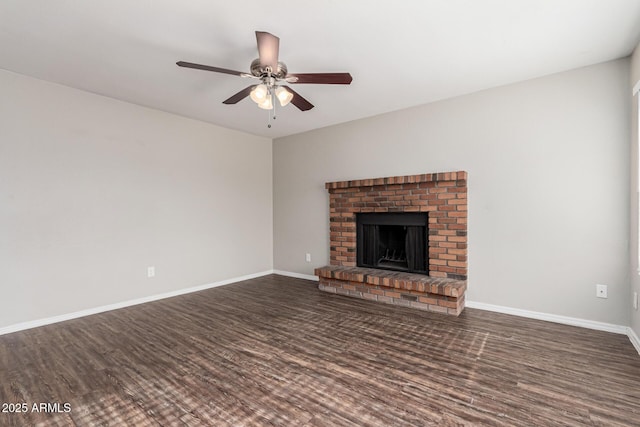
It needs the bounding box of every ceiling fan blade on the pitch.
[282,86,314,111]
[222,85,257,104]
[287,73,353,85]
[176,61,244,77]
[255,31,280,70]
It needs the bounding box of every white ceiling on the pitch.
[1,1,639,138]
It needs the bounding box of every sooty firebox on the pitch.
[356,212,428,275]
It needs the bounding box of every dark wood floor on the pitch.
[1,275,639,426]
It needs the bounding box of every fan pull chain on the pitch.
[273,92,277,121]
[267,91,276,128]
[267,88,271,128]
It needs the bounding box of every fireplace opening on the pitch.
[356,213,428,275]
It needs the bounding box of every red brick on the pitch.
[428,305,448,314]
[419,182,437,189]
[419,194,437,200]
[418,296,438,305]
[438,193,456,199]
[448,261,467,268]
[438,299,458,309]
[447,211,467,218]
[440,242,457,248]
[429,271,447,278]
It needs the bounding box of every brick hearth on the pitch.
[315,171,468,315]
[316,266,466,315]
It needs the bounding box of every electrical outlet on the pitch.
[596,284,607,299]
[147,266,155,278]
[305,253,311,263]
[634,292,638,310]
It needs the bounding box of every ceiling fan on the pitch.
[177,31,353,115]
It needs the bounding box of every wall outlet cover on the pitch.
[596,284,607,299]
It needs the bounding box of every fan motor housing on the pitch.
[250,58,288,79]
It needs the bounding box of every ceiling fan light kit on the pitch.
[248,83,292,110]
[275,86,293,107]
[257,94,273,110]
[177,31,353,127]
[250,84,268,104]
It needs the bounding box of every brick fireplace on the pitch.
[315,171,468,315]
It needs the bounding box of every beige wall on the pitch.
[274,59,630,325]
[0,70,273,328]
[631,44,640,337]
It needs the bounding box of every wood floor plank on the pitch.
[1,274,639,426]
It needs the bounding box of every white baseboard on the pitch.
[464,301,640,354]
[0,270,274,336]
[628,327,640,355]
[467,301,639,355]
[273,270,318,281]
[466,300,628,335]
